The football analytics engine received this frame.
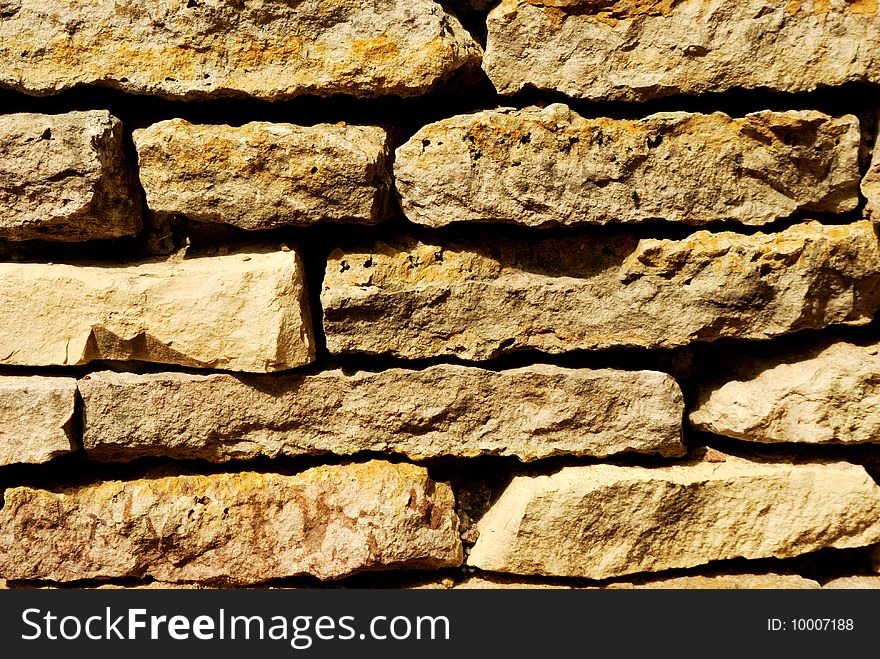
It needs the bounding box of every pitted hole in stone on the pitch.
[561,136,579,152]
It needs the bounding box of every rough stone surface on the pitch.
[0,580,205,590]
[467,456,880,579]
[0,376,76,466]
[0,0,481,100]
[449,577,573,589]
[823,576,880,588]
[0,111,141,242]
[395,105,860,227]
[690,341,880,445]
[134,120,393,230]
[484,0,880,102]
[864,132,880,220]
[424,573,820,589]
[79,365,685,462]
[0,461,462,584]
[0,249,314,372]
[322,221,880,360]
[606,574,821,589]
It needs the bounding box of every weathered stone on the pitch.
[0,111,141,242]
[467,455,880,579]
[322,221,880,360]
[134,120,393,230]
[0,376,76,466]
[0,0,481,100]
[484,0,880,102]
[424,572,820,588]
[864,131,880,220]
[79,365,684,462]
[0,580,206,590]
[0,460,462,584]
[690,341,880,445]
[396,106,859,227]
[0,249,314,372]
[606,574,821,589]
[450,577,573,589]
[823,576,880,588]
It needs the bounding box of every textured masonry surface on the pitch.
[2,0,880,589]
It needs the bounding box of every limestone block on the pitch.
[690,341,880,445]
[0,111,141,241]
[0,461,462,583]
[0,249,315,372]
[484,0,880,101]
[863,131,880,220]
[78,365,685,462]
[467,456,880,579]
[0,376,76,466]
[134,120,393,229]
[396,106,859,227]
[322,221,880,359]
[0,0,481,100]
[823,576,880,588]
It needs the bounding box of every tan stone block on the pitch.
[0,0,481,100]
[0,249,315,372]
[396,106,859,227]
[0,111,141,241]
[322,222,880,359]
[134,120,392,229]
[79,365,684,462]
[485,0,880,101]
[690,341,880,445]
[0,461,462,583]
[0,376,76,466]
[468,456,880,579]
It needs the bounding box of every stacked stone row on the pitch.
[2,0,880,589]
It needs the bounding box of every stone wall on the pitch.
[1,0,880,589]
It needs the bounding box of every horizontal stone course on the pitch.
[78,365,685,462]
[0,110,141,242]
[0,461,462,584]
[134,120,393,229]
[467,454,880,579]
[0,376,76,466]
[395,106,860,227]
[690,341,880,445]
[322,221,880,360]
[0,0,481,100]
[484,0,880,101]
[0,249,315,372]
[604,574,822,590]
[416,573,822,589]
